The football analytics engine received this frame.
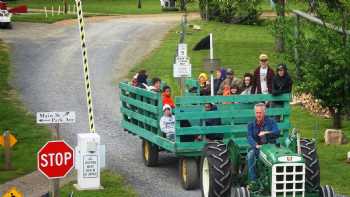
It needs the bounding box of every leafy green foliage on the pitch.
[277,1,350,128]
[199,0,262,24]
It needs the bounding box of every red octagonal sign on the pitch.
[37,140,74,179]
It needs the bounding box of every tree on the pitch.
[198,0,262,24]
[273,0,286,52]
[282,1,350,128]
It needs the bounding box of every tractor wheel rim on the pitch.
[202,157,210,197]
[144,142,149,161]
[182,159,187,184]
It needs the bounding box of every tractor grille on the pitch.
[271,163,305,197]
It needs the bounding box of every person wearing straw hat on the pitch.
[252,54,275,94]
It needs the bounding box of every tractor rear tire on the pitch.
[179,158,199,190]
[320,185,336,197]
[200,141,231,197]
[233,187,250,197]
[300,138,320,192]
[142,139,158,167]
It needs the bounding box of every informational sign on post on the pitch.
[83,155,98,178]
[173,43,191,78]
[36,111,76,124]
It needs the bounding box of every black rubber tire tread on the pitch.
[320,185,336,197]
[179,158,199,190]
[142,139,158,167]
[200,141,231,197]
[233,187,250,197]
[300,138,320,192]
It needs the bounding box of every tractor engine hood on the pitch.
[258,144,304,166]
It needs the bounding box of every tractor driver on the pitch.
[247,103,280,182]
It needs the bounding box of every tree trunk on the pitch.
[275,0,285,52]
[180,0,186,11]
[138,0,141,9]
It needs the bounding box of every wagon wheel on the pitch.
[179,158,199,190]
[142,139,158,167]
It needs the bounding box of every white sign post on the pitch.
[37,111,76,197]
[173,43,192,78]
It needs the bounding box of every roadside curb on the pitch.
[0,171,76,197]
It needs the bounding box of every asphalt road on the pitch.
[0,14,200,197]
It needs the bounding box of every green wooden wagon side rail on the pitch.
[119,81,291,157]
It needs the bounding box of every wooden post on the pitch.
[52,6,54,16]
[50,124,60,197]
[3,130,12,170]
[44,7,48,18]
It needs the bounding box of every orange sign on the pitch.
[2,187,23,197]
[0,134,17,148]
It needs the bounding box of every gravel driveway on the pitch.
[0,14,200,197]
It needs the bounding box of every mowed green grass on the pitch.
[12,13,77,23]
[60,170,137,197]
[8,0,199,15]
[131,21,350,195]
[0,41,51,183]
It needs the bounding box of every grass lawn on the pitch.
[130,20,350,195]
[60,170,137,197]
[0,40,51,183]
[8,0,199,15]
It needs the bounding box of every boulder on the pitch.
[324,129,347,145]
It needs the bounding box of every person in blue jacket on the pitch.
[247,103,280,181]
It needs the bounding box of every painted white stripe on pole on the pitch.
[75,0,96,133]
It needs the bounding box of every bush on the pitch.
[199,0,262,25]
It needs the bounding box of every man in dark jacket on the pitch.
[252,54,275,94]
[272,64,292,96]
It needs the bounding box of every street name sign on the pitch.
[36,111,76,124]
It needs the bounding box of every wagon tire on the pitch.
[320,185,336,197]
[179,158,199,190]
[142,139,158,167]
[300,138,320,192]
[200,141,231,197]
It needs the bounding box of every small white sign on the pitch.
[83,155,98,178]
[173,43,191,78]
[178,43,187,58]
[36,111,76,124]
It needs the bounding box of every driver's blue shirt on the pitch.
[247,116,280,149]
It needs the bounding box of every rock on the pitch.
[324,129,348,145]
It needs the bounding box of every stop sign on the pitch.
[37,140,74,179]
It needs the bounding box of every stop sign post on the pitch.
[38,140,74,179]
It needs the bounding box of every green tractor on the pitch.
[200,129,336,197]
[119,80,337,197]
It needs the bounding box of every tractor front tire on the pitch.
[300,139,320,192]
[142,139,158,167]
[200,141,231,197]
[179,158,199,190]
[233,187,250,197]
[320,185,336,197]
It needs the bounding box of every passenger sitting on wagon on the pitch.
[202,103,223,140]
[247,103,280,182]
[198,73,211,96]
[160,104,176,141]
[146,77,162,92]
[162,85,175,108]
[136,69,148,89]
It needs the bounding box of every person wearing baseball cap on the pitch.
[252,54,275,94]
[160,104,176,141]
